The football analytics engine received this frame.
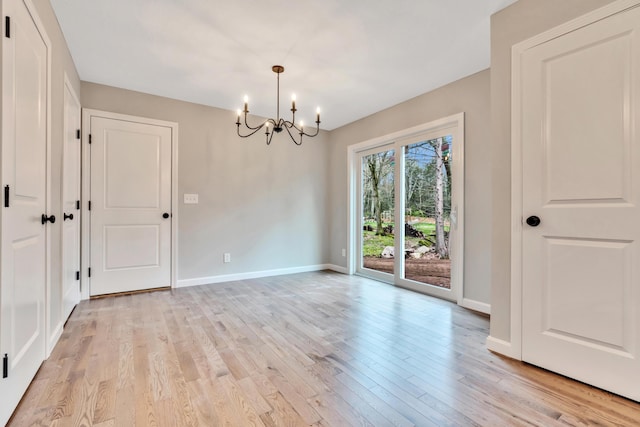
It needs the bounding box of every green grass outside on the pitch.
[362,219,450,257]
[362,231,395,256]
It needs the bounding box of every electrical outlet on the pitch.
[342,248,346,257]
[223,253,231,263]
[184,193,199,204]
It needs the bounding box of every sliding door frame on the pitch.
[347,113,464,303]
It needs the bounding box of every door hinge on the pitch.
[88,200,91,211]
[76,200,80,210]
[88,267,91,278]
[76,271,80,281]
[88,134,92,144]
[4,185,9,208]
[5,17,10,39]
[3,354,7,378]
[76,129,81,140]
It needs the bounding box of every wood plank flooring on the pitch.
[8,271,640,426]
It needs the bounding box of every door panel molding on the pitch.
[81,109,178,300]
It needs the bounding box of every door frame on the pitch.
[80,109,179,300]
[348,113,465,304]
[508,0,640,360]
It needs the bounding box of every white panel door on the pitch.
[90,116,172,296]
[61,79,81,319]
[521,6,640,401]
[0,0,49,424]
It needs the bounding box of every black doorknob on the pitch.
[64,213,74,221]
[526,215,541,227]
[162,212,170,219]
[41,214,56,224]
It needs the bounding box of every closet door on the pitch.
[518,5,640,402]
[0,0,51,424]
[61,78,81,321]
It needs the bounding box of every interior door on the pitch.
[521,6,640,401]
[61,79,81,319]
[0,0,49,424]
[89,115,172,296]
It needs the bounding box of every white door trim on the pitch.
[508,0,640,360]
[347,112,465,305]
[80,109,178,300]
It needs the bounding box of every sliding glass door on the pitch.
[353,115,463,302]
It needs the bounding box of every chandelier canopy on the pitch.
[236,65,321,145]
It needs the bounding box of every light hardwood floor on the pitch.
[8,271,640,426]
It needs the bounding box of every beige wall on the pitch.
[81,83,330,282]
[29,0,82,345]
[489,0,617,342]
[328,70,492,305]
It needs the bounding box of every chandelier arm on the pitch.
[242,113,267,131]
[282,123,303,146]
[284,120,320,140]
[266,127,277,145]
[301,123,321,138]
[237,124,266,139]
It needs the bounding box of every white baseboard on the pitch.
[486,335,519,359]
[47,321,64,358]
[176,264,344,288]
[325,264,349,274]
[460,298,491,315]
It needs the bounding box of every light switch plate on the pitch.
[184,193,199,204]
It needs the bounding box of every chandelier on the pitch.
[236,65,321,145]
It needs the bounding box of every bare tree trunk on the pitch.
[367,156,384,235]
[434,137,448,258]
[444,153,452,257]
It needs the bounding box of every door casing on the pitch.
[80,109,179,300]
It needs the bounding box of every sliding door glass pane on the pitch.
[403,137,451,288]
[361,149,395,275]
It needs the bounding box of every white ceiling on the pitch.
[51,0,517,130]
